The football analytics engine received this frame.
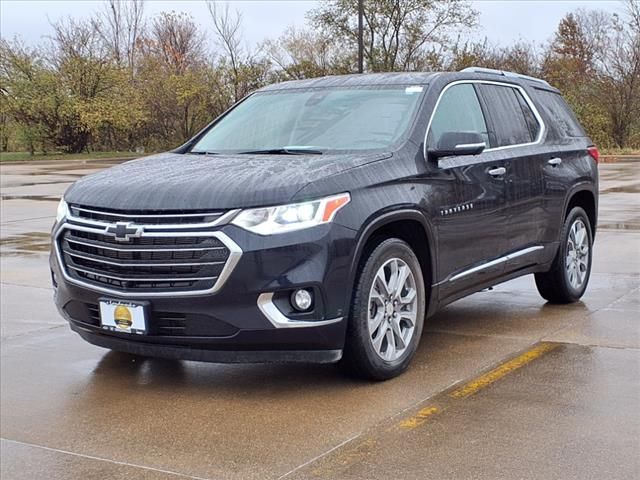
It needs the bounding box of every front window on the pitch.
[428,83,490,148]
[191,86,425,154]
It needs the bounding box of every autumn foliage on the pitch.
[1,0,638,155]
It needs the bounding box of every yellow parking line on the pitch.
[398,343,558,430]
[449,342,558,399]
[399,406,440,429]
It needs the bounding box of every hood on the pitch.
[64,151,391,211]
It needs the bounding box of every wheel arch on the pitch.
[347,209,438,318]
[563,185,598,239]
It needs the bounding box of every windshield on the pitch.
[190,86,425,154]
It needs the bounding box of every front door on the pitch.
[426,82,510,299]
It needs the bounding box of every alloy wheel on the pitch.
[566,218,590,290]
[367,258,419,361]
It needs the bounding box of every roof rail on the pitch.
[460,67,550,86]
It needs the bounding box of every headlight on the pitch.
[231,193,351,235]
[56,198,69,223]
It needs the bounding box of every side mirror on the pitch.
[428,131,486,160]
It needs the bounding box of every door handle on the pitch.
[487,167,506,177]
[548,157,562,166]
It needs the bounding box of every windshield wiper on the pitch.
[189,151,219,155]
[238,147,324,155]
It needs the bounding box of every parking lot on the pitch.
[1,158,639,479]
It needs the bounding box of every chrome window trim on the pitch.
[66,208,239,231]
[423,79,546,160]
[257,293,343,329]
[434,245,544,285]
[54,222,242,298]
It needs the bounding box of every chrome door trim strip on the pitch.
[437,245,545,285]
[257,293,343,329]
[423,79,546,160]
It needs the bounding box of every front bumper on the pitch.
[51,221,357,362]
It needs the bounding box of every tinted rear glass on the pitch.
[479,84,538,147]
[534,89,586,138]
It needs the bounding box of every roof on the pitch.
[258,72,437,91]
[257,70,558,93]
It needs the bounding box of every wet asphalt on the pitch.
[0,158,638,479]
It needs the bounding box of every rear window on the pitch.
[478,84,540,147]
[534,89,586,138]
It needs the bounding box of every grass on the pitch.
[0,151,142,163]
[600,148,640,156]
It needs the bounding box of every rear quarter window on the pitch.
[478,84,540,147]
[534,89,586,138]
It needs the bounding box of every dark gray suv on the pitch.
[51,67,598,380]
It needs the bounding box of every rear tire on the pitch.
[342,238,426,381]
[535,207,593,303]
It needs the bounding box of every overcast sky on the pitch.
[0,0,623,49]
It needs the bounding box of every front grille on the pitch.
[55,206,241,296]
[69,205,226,225]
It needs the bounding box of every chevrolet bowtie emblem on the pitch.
[105,222,144,242]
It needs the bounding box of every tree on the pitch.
[602,1,640,147]
[49,17,145,152]
[207,2,271,103]
[263,26,352,80]
[309,0,477,72]
[94,0,145,71]
[136,12,217,148]
[0,39,66,153]
[447,38,540,76]
[543,6,639,148]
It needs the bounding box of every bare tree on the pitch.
[310,0,477,72]
[263,26,350,80]
[94,0,145,71]
[147,11,205,74]
[207,1,245,101]
[627,0,640,32]
[603,2,640,146]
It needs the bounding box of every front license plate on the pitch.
[99,299,147,335]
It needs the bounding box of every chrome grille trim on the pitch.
[67,208,239,230]
[67,265,219,283]
[62,250,226,268]
[54,220,243,298]
[72,206,225,218]
[64,237,227,252]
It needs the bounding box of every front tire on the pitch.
[535,206,593,303]
[342,238,426,380]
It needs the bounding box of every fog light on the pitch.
[291,289,313,311]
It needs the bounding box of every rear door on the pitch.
[476,82,548,271]
[427,82,510,298]
[532,88,594,245]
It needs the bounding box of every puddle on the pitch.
[600,185,640,194]
[0,232,51,256]
[17,160,125,175]
[598,223,640,231]
[1,195,60,201]
[2,180,75,188]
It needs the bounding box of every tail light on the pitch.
[587,146,600,164]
